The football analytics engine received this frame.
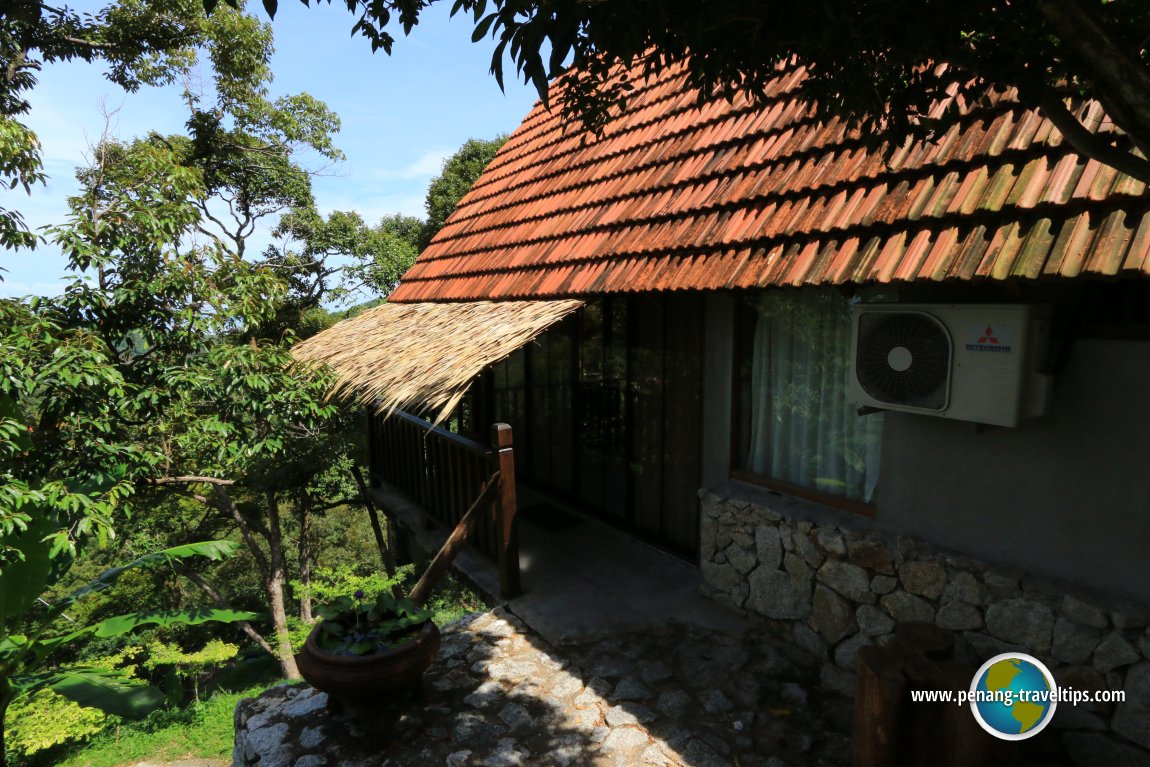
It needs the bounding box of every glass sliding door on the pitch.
[660,295,703,552]
[628,293,666,538]
[484,293,703,557]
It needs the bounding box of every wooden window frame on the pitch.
[728,469,876,518]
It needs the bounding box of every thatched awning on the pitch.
[292,299,583,423]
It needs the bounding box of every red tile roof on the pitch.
[389,62,1150,303]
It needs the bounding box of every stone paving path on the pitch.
[233,608,853,767]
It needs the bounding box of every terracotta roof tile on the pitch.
[948,224,988,281]
[1124,211,1150,272]
[389,60,1150,303]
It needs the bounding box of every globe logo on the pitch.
[969,653,1058,740]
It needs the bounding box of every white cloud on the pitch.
[402,148,450,179]
[316,191,427,222]
[0,278,68,299]
[369,148,451,182]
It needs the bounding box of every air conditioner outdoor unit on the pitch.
[848,304,1053,427]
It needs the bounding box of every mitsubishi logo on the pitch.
[966,324,1011,353]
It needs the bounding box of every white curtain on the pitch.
[745,290,883,502]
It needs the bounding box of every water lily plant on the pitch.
[313,590,433,656]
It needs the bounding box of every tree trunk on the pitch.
[265,567,299,679]
[351,464,396,577]
[297,500,313,623]
[265,491,300,680]
[173,481,296,674]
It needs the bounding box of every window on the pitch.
[735,289,883,505]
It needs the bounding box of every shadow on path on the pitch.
[233,609,853,767]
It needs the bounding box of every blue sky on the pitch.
[0,1,541,297]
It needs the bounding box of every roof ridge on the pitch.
[484,65,696,164]
[470,69,703,195]
[390,55,1150,303]
[468,64,812,197]
[482,50,773,173]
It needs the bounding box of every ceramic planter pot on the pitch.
[296,620,441,707]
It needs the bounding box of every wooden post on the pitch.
[854,646,907,767]
[365,407,379,485]
[491,423,521,599]
[415,422,434,530]
[888,621,955,661]
[853,623,1016,767]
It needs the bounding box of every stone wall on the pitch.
[699,488,1150,765]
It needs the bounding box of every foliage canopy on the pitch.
[0,536,253,766]
[1,0,226,252]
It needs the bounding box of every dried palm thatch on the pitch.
[292,299,583,424]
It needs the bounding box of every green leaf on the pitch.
[42,669,165,719]
[0,394,31,453]
[472,12,497,43]
[89,607,259,638]
[55,540,241,612]
[529,58,549,99]
[0,635,30,661]
[0,509,62,628]
[549,27,575,75]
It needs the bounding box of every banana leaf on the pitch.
[52,540,242,614]
[15,667,166,719]
[34,607,259,662]
[0,512,62,628]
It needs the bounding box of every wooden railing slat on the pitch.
[367,408,520,599]
[447,442,461,523]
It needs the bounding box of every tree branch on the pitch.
[1032,85,1150,184]
[310,497,358,514]
[177,482,271,578]
[152,475,236,486]
[57,36,114,50]
[226,508,271,577]
[173,563,276,656]
[1035,0,1150,158]
[194,202,237,251]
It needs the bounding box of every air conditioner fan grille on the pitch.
[856,313,950,409]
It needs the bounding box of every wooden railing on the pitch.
[368,409,521,599]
